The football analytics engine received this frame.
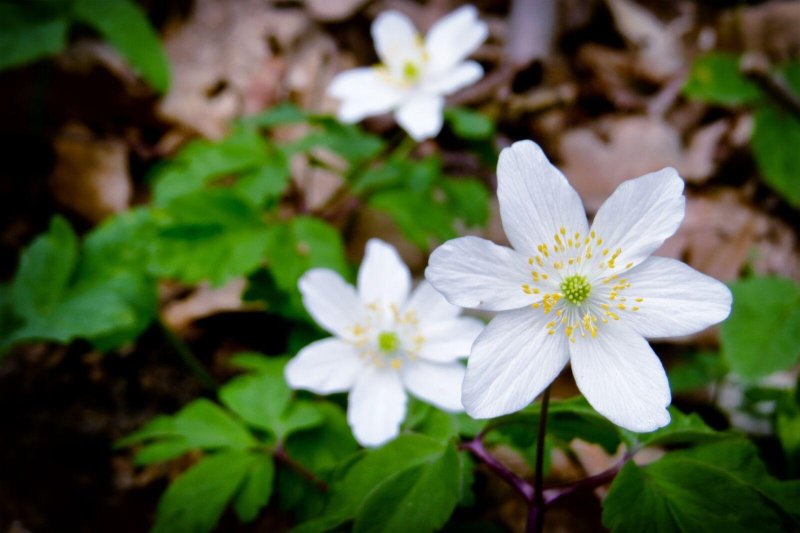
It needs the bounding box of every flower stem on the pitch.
[459,437,534,503]
[531,386,551,533]
[158,320,219,391]
[274,444,329,492]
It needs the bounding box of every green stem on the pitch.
[159,320,219,391]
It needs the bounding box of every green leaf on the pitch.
[0,3,68,71]
[777,389,800,475]
[683,53,763,106]
[152,127,287,206]
[115,415,177,447]
[752,103,800,205]
[353,443,462,533]
[287,117,385,167]
[603,439,800,532]
[6,216,156,349]
[174,399,256,450]
[444,107,495,140]
[296,434,448,532]
[240,103,307,129]
[274,401,325,439]
[261,217,349,317]
[440,177,490,227]
[134,439,193,465]
[668,351,727,393]
[218,369,292,435]
[636,407,729,448]
[149,189,270,285]
[369,190,456,250]
[721,277,800,379]
[153,450,256,533]
[72,0,170,92]
[233,453,275,522]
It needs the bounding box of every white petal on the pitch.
[402,360,465,411]
[618,256,732,338]
[394,94,445,141]
[404,281,461,323]
[421,61,483,95]
[424,5,488,73]
[299,269,362,339]
[418,317,484,363]
[569,322,671,433]
[497,140,588,255]
[285,338,365,394]
[426,236,536,311]
[328,68,406,123]
[348,367,407,447]
[462,307,570,418]
[372,10,420,74]
[358,238,411,307]
[589,168,684,271]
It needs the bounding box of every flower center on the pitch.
[402,61,421,82]
[560,274,591,304]
[378,331,400,353]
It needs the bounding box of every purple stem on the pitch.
[459,437,535,503]
[543,452,634,506]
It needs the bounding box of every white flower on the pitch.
[285,238,483,447]
[425,140,732,432]
[327,5,488,141]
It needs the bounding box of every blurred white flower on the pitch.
[426,140,732,432]
[286,239,483,447]
[327,5,488,141]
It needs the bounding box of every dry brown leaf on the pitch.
[718,2,800,63]
[304,0,371,21]
[158,0,309,137]
[49,123,131,222]
[161,279,260,333]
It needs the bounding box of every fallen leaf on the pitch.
[49,123,131,222]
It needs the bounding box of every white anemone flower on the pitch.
[425,140,732,432]
[327,5,488,141]
[285,238,483,447]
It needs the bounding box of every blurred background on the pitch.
[1,0,799,531]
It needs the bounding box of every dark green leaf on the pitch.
[636,407,729,448]
[134,439,193,465]
[153,450,255,533]
[752,103,800,205]
[721,277,800,379]
[72,0,170,92]
[219,369,292,435]
[233,454,275,522]
[353,443,462,533]
[240,103,307,129]
[0,3,67,71]
[683,53,763,106]
[668,351,728,393]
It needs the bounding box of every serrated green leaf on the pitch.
[603,439,800,532]
[274,401,325,439]
[683,53,763,106]
[233,453,274,522]
[287,117,385,167]
[115,415,177,447]
[0,3,68,71]
[153,450,256,533]
[636,407,728,448]
[752,103,800,205]
[444,107,495,140]
[149,189,270,285]
[240,103,307,129]
[174,399,256,450]
[721,277,800,379]
[72,0,170,92]
[353,443,462,533]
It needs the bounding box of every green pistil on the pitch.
[403,61,420,82]
[560,275,591,304]
[378,331,400,353]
